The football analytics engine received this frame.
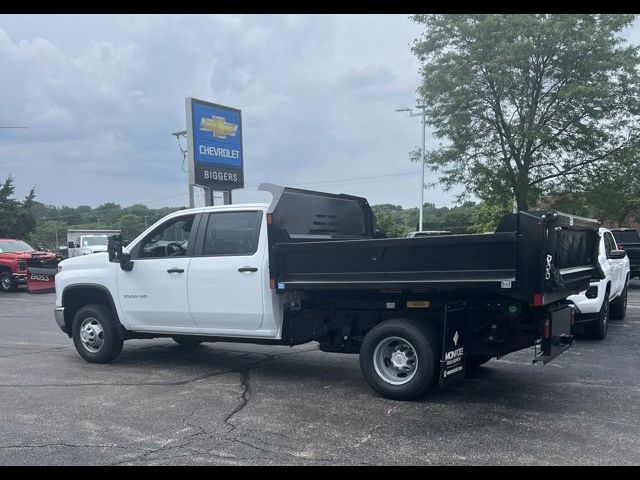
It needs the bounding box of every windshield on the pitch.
[0,240,34,253]
[81,236,108,247]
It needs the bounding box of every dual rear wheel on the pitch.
[359,319,442,400]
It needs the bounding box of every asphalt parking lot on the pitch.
[1,281,640,465]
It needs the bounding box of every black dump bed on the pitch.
[260,184,601,306]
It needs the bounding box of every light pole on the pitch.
[396,106,427,232]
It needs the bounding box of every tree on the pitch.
[0,175,37,239]
[117,214,145,244]
[411,14,640,210]
[550,151,640,225]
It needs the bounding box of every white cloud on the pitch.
[3,14,635,210]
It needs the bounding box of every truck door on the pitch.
[117,214,196,330]
[188,210,265,332]
[603,231,623,297]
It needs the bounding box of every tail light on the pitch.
[617,243,624,250]
[533,293,544,307]
[270,278,276,289]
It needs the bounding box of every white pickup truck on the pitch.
[567,227,630,339]
[54,185,601,400]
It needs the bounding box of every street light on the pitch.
[396,105,427,232]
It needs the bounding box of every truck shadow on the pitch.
[114,341,562,411]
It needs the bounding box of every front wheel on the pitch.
[0,272,17,292]
[359,319,440,401]
[584,295,609,340]
[610,283,628,320]
[72,304,123,363]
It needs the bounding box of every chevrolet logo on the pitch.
[200,116,238,139]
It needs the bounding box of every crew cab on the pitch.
[567,228,630,339]
[54,185,601,400]
[611,228,640,279]
[0,239,56,292]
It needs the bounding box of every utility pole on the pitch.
[395,106,427,232]
[172,129,194,208]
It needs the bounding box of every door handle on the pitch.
[238,267,258,272]
[167,268,184,274]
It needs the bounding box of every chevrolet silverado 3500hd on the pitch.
[54,184,600,400]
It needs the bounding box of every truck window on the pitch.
[604,232,617,253]
[201,211,262,256]
[136,215,195,259]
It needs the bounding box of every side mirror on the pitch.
[108,234,123,262]
[67,241,75,248]
[609,249,627,260]
[108,234,134,271]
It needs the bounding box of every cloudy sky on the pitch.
[1,14,639,209]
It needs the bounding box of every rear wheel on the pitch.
[610,282,628,320]
[584,295,609,340]
[360,319,440,400]
[0,272,17,292]
[72,304,123,363]
[172,336,204,347]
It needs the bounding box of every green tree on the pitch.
[0,175,37,239]
[549,152,640,225]
[411,14,640,210]
[117,214,145,244]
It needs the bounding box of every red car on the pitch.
[0,239,57,292]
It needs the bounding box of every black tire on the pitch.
[610,281,628,320]
[172,336,204,347]
[584,294,609,340]
[466,355,492,371]
[72,304,123,363]
[359,319,440,401]
[0,271,17,292]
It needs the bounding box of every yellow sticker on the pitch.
[407,301,431,309]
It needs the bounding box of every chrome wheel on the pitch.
[1,275,11,291]
[373,336,418,385]
[79,317,105,353]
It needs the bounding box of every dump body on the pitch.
[261,184,600,306]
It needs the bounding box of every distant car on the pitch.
[567,228,630,340]
[78,235,109,256]
[0,239,57,292]
[407,230,452,238]
[610,228,640,279]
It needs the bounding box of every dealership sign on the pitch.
[186,98,244,191]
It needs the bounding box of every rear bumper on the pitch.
[567,281,604,316]
[54,307,66,333]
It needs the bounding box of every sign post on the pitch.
[185,98,244,206]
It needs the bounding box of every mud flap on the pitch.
[439,301,468,385]
[533,304,575,364]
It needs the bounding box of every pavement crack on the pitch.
[224,369,250,434]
